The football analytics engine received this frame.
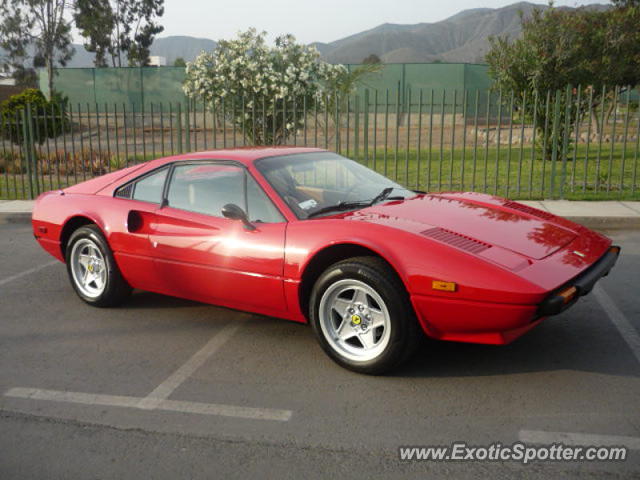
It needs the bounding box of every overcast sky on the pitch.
[153,0,608,44]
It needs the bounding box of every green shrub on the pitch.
[0,89,71,145]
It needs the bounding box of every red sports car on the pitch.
[32,147,620,374]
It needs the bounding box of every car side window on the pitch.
[247,174,284,223]
[130,167,168,203]
[167,163,244,217]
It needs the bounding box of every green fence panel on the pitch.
[94,68,143,109]
[345,63,404,103]
[141,67,188,107]
[45,68,96,105]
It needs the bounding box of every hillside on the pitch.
[64,36,217,67]
[150,36,218,64]
[320,2,570,64]
[2,2,609,69]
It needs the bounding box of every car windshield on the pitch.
[255,152,416,219]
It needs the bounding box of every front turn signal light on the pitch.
[558,286,577,304]
[432,280,457,292]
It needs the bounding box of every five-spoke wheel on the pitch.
[70,238,107,298]
[319,279,391,362]
[310,256,421,374]
[66,225,131,307]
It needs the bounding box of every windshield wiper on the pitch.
[306,200,371,219]
[306,187,406,219]
[369,187,395,206]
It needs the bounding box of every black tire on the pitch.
[65,225,132,307]
[309,256,422,375]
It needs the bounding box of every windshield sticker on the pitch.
[298,199,318,210]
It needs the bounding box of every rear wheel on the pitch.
[310,256,421,374]
[66,225,131,307]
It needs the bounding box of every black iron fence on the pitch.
[1,87,639,200]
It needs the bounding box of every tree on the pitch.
[173,57,186,67]
[183,29,347,145]
[362,54,381,64]
[0,0,75,94]
[601,2,640,90]
[0,88,69,144]
[74,0,165,67]
[73,0,114,67]
[12,66,39,88]
[320,62,383,132]
[610,0,639,6]
[486,3,640,160]
[124,0,165,66]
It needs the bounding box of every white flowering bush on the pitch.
[183,29,347,145]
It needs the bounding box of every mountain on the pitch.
[150,36,217,64]
[65,36,218,67]
[3,2,609,69]
[317,2,607,64]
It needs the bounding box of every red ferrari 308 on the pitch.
[32,147,620,374]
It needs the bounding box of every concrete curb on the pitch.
[565,216,640,231]
[0,212,32,225]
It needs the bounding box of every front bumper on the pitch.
[537,245,621,317]
[411,245,621,345]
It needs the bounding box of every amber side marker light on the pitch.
[432,280,457,292]
[558,286,578,304]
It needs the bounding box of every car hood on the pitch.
[341,193,577,260]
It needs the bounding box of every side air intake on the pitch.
[421,227,491,254]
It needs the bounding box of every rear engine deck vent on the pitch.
[503,201,555,220]
[421,227,491,254]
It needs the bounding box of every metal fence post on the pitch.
[20,107,33,199]
[559,84,572,199]
[185,101,191,152]
[363,89,370,166]
[549,90,562,199]
[27,104,41,196]
[176,102,183,154]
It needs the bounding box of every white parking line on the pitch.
[0,261,59,287]
[5,387,140,409]
[593,284,640,365]
[137,320,247,410]
[519,430,640,450]
[4,317,293,421]
[5,387,292,422]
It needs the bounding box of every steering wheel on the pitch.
[339,182,365,203]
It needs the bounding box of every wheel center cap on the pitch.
[351,314,362,325]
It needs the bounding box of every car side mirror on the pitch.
[222,203,256,231]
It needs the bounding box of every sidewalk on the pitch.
[519,200,640,230]
[0,200,34,224]
[1,199,639,229]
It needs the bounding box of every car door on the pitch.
[149,161,289,314]
[109,165,170,292]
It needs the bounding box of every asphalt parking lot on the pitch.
[1,221,639,479]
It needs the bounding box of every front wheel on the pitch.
[309,256,421,374]
[66,225,132,307]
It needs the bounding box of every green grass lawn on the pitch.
[1,145,639,200]
[349,144,640,201]
[0,153,158,200]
